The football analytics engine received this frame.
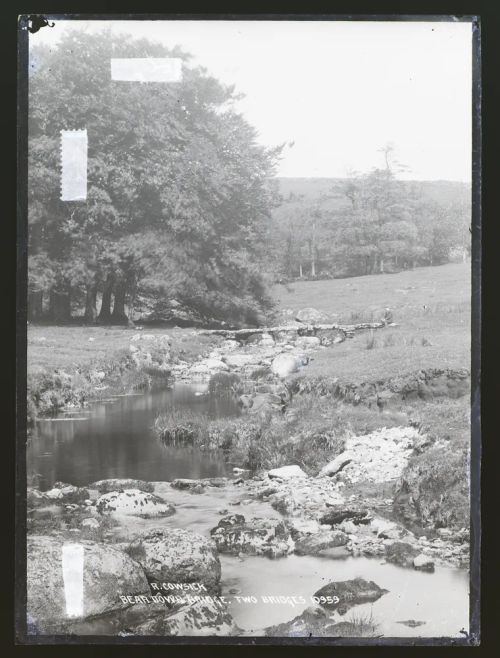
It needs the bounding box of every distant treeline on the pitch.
[27,31,471,327]
[267,165,471,281]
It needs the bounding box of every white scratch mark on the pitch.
[60,130,88,201]
[110,58,182,82]
[62,543,84,618]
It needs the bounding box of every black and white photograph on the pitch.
[18,15,479,644]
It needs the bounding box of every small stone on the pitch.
[413,553,435,572]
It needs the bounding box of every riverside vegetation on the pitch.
[28,263,471,531]
[25,28,472,638]
[26,263,471,637]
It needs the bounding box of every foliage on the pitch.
[28,31,282,325]
[208,372,241,396]
[269,147,471,281]
[394,397,470,530]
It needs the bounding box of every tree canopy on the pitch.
[28,30,282,326]
[269,152,471,281]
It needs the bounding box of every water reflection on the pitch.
[27,383,239,489]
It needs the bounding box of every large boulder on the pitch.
[171,479,206,494]
[268,465,308,480]
[130,597,238,636]
[90,479,154,494]
[199,358,229,372]
[44,482,90,504]
[210,514,292,558]
[248,392,285,417]
[295,308,330,324]
[294,530,348,556]
[384,541,420,568]
[126,528,221,594]
[271,353,301,378]
[316,328,345,346]
[413,553,435,572]
[95,489,175,518]
[314,578,388,615]
[27,535,150,633]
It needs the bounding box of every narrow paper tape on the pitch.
[60,130,88,201]
[110,58,182,82]
[62,543,84,618]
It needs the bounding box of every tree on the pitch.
[28,31,282,326]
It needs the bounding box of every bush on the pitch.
[208,372,241,396]
[27,368,92,418]
[153,409,202,444]
[394,397,470,530]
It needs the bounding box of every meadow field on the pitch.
[28,262,471,383]
[273,262,470,382]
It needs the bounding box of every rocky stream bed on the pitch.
[26,315,471,638]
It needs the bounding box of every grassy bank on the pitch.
[273,262,470,381]
[27,264,471,533]
[27,325,221,426]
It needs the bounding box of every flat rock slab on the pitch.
[44,482,90,504]
[91,479,154,494]
[210,514,292,558]
[268,465,308,480]
[96,489,175,518]
[294,530,348,556]
[320,507,372,526]
[319,426,420,483]
[171,479,206,493]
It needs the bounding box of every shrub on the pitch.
[331,612,379,638]
[153,409,202,444]
[208,372,241,396]
[394,397,470,530]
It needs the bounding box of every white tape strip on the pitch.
[62,543,84,618]
[110,58,182,82]
[60,130,88,201]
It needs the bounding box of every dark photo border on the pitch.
[15,11,482,647]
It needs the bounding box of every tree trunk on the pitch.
[84,284,98,324]
[110,281,128,324]
[310,220,316,277]
[49,288,71,324]
[98,274,114,323]
[28,290,43,321]
[380,258,384,273]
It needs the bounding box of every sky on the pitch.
[30,19,474,181]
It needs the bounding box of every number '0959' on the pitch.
[311,595,340,605]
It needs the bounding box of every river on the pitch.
[27,384,469,638]
[27,383,236,488]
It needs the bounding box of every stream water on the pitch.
[27,383,236,489]
[27,384,469,638]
